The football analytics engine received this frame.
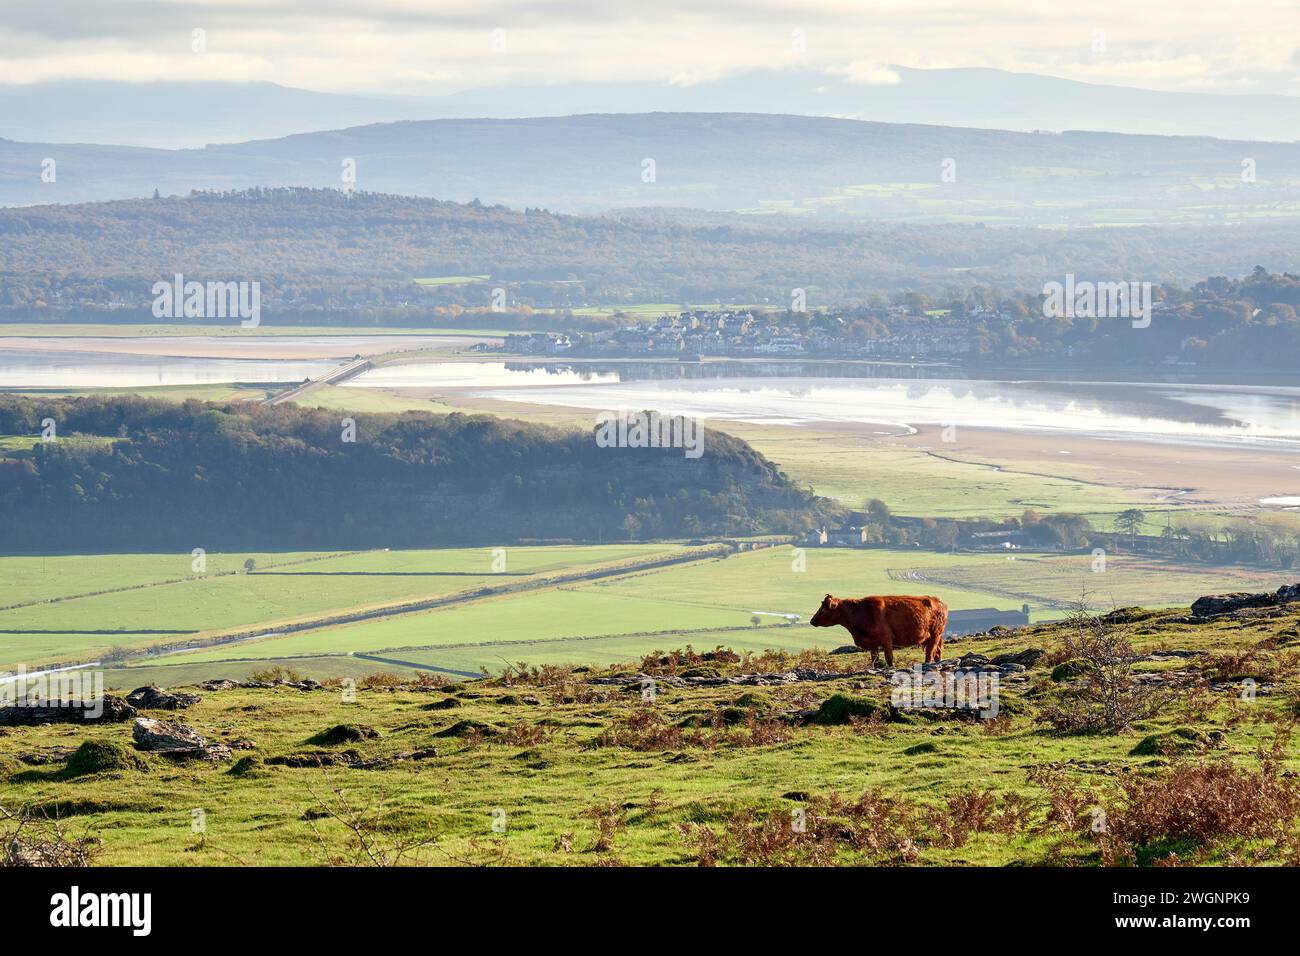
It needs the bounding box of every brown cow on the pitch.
[809,593,947,667]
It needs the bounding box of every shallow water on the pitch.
[349,361,1300,447]
[0,348,336,389]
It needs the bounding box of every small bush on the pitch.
[433,719,498,738]
[1037,610,1176,733]
[1,804,101,867]
[251,665,304,683]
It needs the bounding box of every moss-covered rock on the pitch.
[679,666,720,679]
[308,724,379,746]
[1129,727,1217,756]
[1051,658,1091,682]
[227,755,265,776]
[422,697,462,710]
[433,719,498,738]
[62,740,148,777]
[811,694,882,725]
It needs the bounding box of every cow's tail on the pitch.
[931,599,949,641]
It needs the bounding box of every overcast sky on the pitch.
[2,0,1297,96]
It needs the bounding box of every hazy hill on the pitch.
[4,112,1299,226]
[5,189,1300,307]
[4,68,1299,148]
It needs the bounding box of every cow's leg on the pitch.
[931,636,943,662]
[882,641,895,669]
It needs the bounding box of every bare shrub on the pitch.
[359,671,406,689]
[251,664,304,683]
[1037,609,1176,732]
[583,801,628,854]
[500,722,548,747]
[0,803,100,867]
[305,777,439,866]
[680,786,1023,866]
[1094,737,1300,864]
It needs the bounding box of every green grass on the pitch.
[725,423,1150,519]
[92,543,1298,679]
[909,553,1298,611]
[289,384,466,414]
[413,275,490,286]
[0,545,685,668]
[140,587,754,665]
[4,604,1299,866]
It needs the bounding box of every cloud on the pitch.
[0,0,1295,96]
[827,61,901,86]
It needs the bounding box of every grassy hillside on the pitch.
[4,599,1299,866]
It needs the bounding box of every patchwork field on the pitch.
[0,545,688,670]
[8,543,1292,685]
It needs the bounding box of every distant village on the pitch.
[496,307,1009,359]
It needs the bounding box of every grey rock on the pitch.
[0,695,135,726]
[198,679,239,691]
[133,716,207,751]
[126,685,202,710]
[991,648,1046,668]
[1188,584,1300,618]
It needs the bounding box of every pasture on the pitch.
[0,544,686,670]
[3,602,1299,866]
[10,542,1286,683]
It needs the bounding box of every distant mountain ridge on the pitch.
[3,68,1299,148]
[4,111,1300,226]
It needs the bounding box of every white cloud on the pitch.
[0,0,1295,95]
[827,61,901,86]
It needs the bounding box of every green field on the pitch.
[10,542,1282,684]
[724,422,1155,520]
[0,545,686,669]
[413,275,491,286]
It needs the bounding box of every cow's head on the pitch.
[809,594,843,628]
